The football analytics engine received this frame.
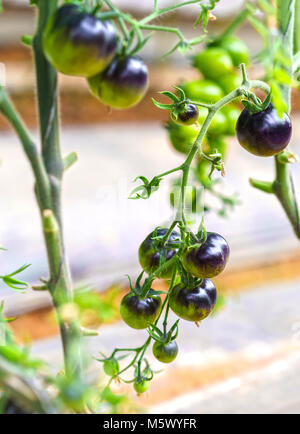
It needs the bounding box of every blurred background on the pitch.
[0,0,300,414]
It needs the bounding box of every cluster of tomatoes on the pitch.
[116,226,230,393]
[43,4,148,109]
[167,36,249,189]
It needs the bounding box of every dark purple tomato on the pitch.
[152,340,178,363]
[43,4,118,77]
[138,228,181,279]
[182,232,229,278]
[88,56,149,109]
[236,104,292,157]
[120,292,161,329]
[169,279,217,322]
[172,104,199,126]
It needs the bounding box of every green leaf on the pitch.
[5,263,30,278]
[152,98,174,110]
[1,276,29,292]
[159,91,179,103]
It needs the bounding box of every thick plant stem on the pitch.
[33,0,63,222]
[273,159,300,237]
[273,0,300,239]
[294,0,300,53]
[31,1,83,377]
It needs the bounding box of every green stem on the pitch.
[140,0,204,25]
[31,1,83,377]
[33,0,63,221]
[294,0,300,53]
[0,89,52,210]
[177,75,270,226]
[214,9,251,42]
[273,0,300,239]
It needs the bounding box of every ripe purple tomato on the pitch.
[169,279,217,322]
[88,56,149,109]
[120,292,162,329]
[181,232,230,278]
[236,104,292,157]
[43,4,118,77]
[139,228,181,279]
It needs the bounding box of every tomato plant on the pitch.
[0,0,299,413]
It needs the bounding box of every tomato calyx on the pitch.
[153,86,201,127]
[126,271,167,300]
[147,319,179,344]
[241,88,272,114]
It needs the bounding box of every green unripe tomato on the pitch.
[198,107,227,137]
[195,159,213,187]
[218,73,241,94]
[193,48,233,80]
[134,379,149,394]
[167,122,200,154]
[207,135,228,159]
[181,80,224,104]
[152,341,178,363]
[216,36,250,67]
[222,104,241,136]
[43,4,118,77]
[103,358,119,376]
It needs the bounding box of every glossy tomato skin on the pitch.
[193,48,233,80]
[43,4,118,77]
[152,341,178,363]
[172,104,199,126]
[88,56,149,109]
[139,228,180,278]
[134,379,149,394]
[236,104,292,157]
[169,279,217,322]
[120,292,162,329]
[182,232,230,279]
[167,122,200,154]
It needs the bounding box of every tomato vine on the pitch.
[0,0,299,412]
